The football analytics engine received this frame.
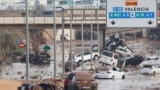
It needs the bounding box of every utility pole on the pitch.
[70,1,73,72]
[90,0,93,70]
[81,0,84,71]
[53,0,57,78]
[25,0,30,80]
[61,8,65,78]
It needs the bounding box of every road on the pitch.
[97,69,160,90]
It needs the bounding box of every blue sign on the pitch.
[113,7,123,11]
[109,12,154,18]
[107,0,157,27]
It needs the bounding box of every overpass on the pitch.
[0,9,106,29]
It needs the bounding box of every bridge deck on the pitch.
[0,9,159,25]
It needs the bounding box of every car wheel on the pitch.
[78,60,82,66]
[94,76,97,79]
[127,55,131,57]
[94,55,99,60]
[153,71,156,75]
[122,75,125,79]
[113,63,115,66]
[112,75,115,79]
[93,87,98,90]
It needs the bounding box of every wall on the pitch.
[56,29,76,41]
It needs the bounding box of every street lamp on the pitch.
[25,0,30,80]
[53,0,57,78]
[90,0,93,70]
[81,0,84,71]
[70,1,73,72]
[61,8,65,78]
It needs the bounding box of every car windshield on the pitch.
[98,68,110,71]
[143,65,152,68]
[102,51,113,57]
[67,73,75,80]
[147,57,159,60]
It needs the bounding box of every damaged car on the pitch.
[99,50,118,67]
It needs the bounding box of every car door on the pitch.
[157,65,160,73]
[112,67,123,78]
[74,53,82,62]
[68,76,76,90]
[83,52,91,61]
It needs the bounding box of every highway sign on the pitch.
[107,0,157,28]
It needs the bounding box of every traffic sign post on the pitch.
[107,0,157,28]
[19,42,25,48]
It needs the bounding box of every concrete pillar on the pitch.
[142,28,147,38]
[99,29,105,51]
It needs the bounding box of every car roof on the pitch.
[74,72,94,80]
[65,71,90,75]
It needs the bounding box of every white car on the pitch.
[73,51,100,66]
[140,55,160,67]
[99,50,118,67]
[95,67,125,79]
[115,46,133,57]
[140,64,160,75]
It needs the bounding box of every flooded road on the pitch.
[0,62,62,80]
[98,70,160,90]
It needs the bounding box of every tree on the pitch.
[0,32,15,53]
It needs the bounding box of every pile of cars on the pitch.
[65,51,100,72]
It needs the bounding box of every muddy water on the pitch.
[98,71,160,90]
[0,62,62,80]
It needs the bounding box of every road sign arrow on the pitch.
[111,20,116,25]
[148,20,153,25]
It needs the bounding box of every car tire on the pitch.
[78,60,82,66]
[113,63,115,66]
[94,55,99,60]
[122,75,125,79]
[153,71,156,75]
[93,87,98,90]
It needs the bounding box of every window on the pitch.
[143,65,152,68]
[47,0,53,4]
[158,2,160,10]
[67,73,75,80]
[84,52,90,55]
[102,51,113,57]
[43,11,53,15]
[100,0,106,3]
[59,1,67,5]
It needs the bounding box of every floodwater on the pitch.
[0,36,160,89]
[1,62,160,90]
[98,70,160,90]
[0,61,62,80]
